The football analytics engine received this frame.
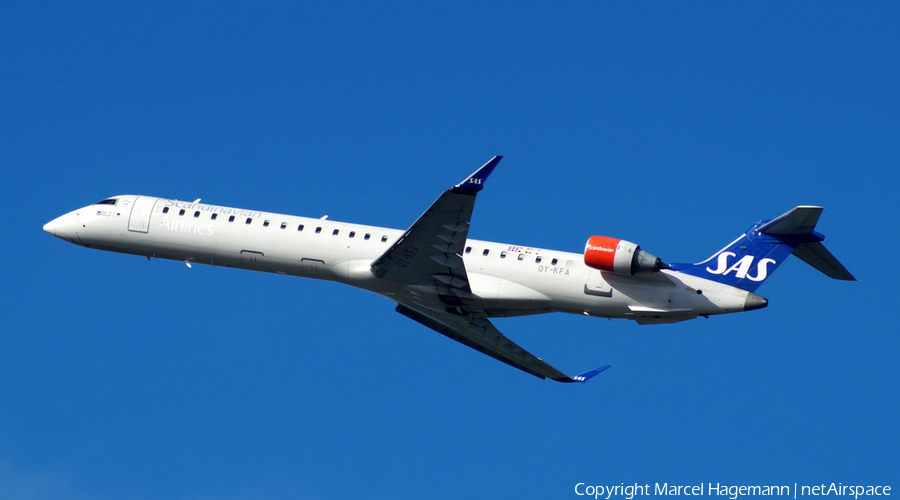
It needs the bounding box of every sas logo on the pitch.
[468,178,483,185]
[706,252,776,282]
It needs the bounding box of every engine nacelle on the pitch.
[584,235,667,276]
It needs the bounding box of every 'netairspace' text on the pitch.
[574,483,891,500]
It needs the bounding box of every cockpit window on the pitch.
[95,198,117,205]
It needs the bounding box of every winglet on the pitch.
[565,365,612,383]
[449,156,502,195]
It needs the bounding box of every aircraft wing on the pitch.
[370,156,502,288]
[372,157,608,382]
[395,303,608,383]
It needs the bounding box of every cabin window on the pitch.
[500,251,507,259]
[551,258,558,265]
[381,235,388,242]
[263,220,270,227]
[297,224,304,231]
[349,231,356,238]
[315,227,322,234]
[483,249,490,256]
[364,233,371,240]
[465,247,472,254]
[245,218,252,224]
[179,209,185,216]
[517,254,525,261]
[162,207,169,214]
[229,215,235,222]
[194,211,200,218]
[211,213,217,220]
[535,256,542,263]
[280,222,287,229]
[333,229,339,236]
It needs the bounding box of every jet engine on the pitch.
[584,236,668,276]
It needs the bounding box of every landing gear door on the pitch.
[128,196,158,233]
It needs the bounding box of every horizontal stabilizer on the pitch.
[758,206,823,235]
[792,242,856,281]
[758,205,856,281]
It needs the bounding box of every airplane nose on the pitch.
[43,218,58,236]
[744,292,768,311]
[44,213,78,241]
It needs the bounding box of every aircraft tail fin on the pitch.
[669,206,855,292]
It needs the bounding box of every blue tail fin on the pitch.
[669,206,854,292]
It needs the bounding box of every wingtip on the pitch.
[566,365,612,383]
[450,156,503,195]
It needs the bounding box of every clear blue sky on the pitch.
[2,2,897,499]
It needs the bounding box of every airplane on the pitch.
[43,156,855,383]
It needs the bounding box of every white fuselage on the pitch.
[44,195,761,324]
